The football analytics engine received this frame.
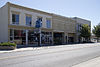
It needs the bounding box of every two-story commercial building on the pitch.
[52,14,76,44]
[72,17,91,42]
[0,2,91,46]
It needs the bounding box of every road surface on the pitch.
[0,43,100,67]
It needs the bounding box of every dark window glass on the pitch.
[10,29,13,41]
[46,19,51,28]
[12,14,19,24]
[16,15,19,24]
[10,29,13,36]
[26,16,32,26]
[10,37,13,41]
[12,14,15,23]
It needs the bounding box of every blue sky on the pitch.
[0,0,100,29]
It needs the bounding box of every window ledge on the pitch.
[9,24,34,27]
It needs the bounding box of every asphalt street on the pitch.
[0,43,100,67]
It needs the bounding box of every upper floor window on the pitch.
[76,24,79,32]
[46,19,51,28]
[26,16,32,26]
[77,24,82,32]
[35,17,42,28]
[12,14,19,24]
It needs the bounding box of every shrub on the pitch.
[0,42,16,47]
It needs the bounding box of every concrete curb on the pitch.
[0,43,100,54]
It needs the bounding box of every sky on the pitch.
[0,0,100,29]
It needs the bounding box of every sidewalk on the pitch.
[0,43,100,54]
[72,56,100,67]
[0,46,49,53]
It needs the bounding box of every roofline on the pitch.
[1,2,90,22]
[72,17,91,22]
[6,2,73,20]
[51,13,69,19]
[7,2,52,15]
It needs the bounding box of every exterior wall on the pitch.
[65,19,76,33]
[52,14,76,44]
[73,17,91,25]
[7,2,77,44]
[0,4,8,43]
[0,2,91,44]
[52,15,65,32]
[7,2,53,45]
[72,17,91,33]
[72,17,91,43]
[52,14,76,33]
[8,2,52,29]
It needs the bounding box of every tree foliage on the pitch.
[80,24,91,39]
[92,23,100,38]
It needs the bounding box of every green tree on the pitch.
[92,23,100,42]
[80,24,91,42]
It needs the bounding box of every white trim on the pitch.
[26,30,28,45]
[53,30,64,32]
[9,24,35,27]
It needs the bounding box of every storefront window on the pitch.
[10,29,26,44]
[9,29,52,45]
[21,30,26,44]
[14,30,21,39]
[28,30,38,44]
[41,32,52,44]
[10,29,13,41]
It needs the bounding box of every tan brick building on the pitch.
[52,14,76,44]
[0,2,91,46]
[72,17,91,42]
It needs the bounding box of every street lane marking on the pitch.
[0,45,99,60]
[0,54,34,60]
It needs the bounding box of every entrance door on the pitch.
[66,36,67,43]
[53,33,64,45]
[28,30,38,45]
[68,37,74,43]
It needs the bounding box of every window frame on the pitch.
[26,14,32,26]
[46,18,51,28]
[11,11,20,25]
